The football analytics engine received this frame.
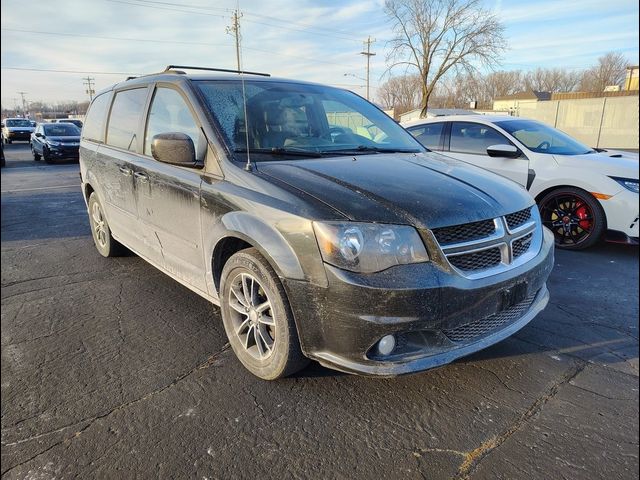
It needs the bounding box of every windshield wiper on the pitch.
[321,145,421,155]
[234,147,323,158]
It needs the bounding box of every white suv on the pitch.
[403,115,639,249]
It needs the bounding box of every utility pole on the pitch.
[360,36,376,100]
[83,77,95,101]
[17,91,28,117]
[226,9,243,71]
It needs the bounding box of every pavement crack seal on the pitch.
[470,363,525,395]
[454,359,587,480]
[0,343,230,477]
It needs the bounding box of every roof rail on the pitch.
[163,65,271,77]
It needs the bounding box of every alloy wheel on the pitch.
[91,201,108,248]
[227,272,276,360]
[540,193,595,246]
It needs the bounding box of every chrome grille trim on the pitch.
[433,206,542,279]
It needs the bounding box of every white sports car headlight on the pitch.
[610,177,639,193]
[313,222,429,273]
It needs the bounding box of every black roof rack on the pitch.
[164,65,270,77]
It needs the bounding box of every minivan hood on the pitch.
[553,152,638,179]
[257,152,534,228]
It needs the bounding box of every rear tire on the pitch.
[538,187,606,250]
[87,193,126,257]
[220,247,308,380]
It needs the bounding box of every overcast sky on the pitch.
[1,0,638,108]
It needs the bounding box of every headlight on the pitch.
[313,222,429,273]
[46,140,61,146]
[610,177,639,193]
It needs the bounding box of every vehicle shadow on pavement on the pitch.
[1,191,89,242]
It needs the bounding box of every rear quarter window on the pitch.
[106,88,149,151]
[82,92,113,143]
[407,123,444,150]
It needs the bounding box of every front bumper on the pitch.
[284,227,554,376]
[47,144,80,159]
[600,188,639,241]
[6,131,32,140]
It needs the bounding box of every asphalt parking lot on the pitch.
[1,142,638,479]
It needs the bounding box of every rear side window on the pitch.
[107,88,148,151]
[407,123,444,150]
[82,93,112,142]
[144,87,202,158]
[450,122,512,155]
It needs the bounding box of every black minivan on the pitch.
[80,66,554,380]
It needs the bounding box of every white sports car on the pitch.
[403,115,639,249]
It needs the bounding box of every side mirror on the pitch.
[151,133,198,167]
[487,144,520,158]
[35,132,43,138]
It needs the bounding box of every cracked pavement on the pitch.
[1,143,638,479]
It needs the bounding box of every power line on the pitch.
[0,28,357,68]
[104,0,362,42]
[111,0,364,40]
[1,28,226,47]
[2,67,143,75]
[106,0,227,17]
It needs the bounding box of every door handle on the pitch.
[118,166,132,176]
[134,171,149,183]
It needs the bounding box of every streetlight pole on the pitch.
[17,91,28,117]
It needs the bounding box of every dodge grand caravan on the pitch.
[80,66,554,380]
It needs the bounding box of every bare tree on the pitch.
[524,67,581,93]
[384,0,507,117]
[579,52,629,91]
[377,74,422,115]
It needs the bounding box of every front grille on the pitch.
[512,233,533,258]
[505,207,532,230]
[448,247,502,271]
[432,219,495,245]
[443,292,538,343]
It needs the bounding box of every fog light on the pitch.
[377,335,396,356]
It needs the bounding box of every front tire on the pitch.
[31,144,41,161]
[538,187,606,250]
[43,147,53,164]
[87,193,126,257]
[220,248,308,380]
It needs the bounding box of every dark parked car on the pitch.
[80,66,554,380]
[31,123,81,163]
[2,118,35,143]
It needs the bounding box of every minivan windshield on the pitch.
[196,80,424,160]
[495,119,594,155]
